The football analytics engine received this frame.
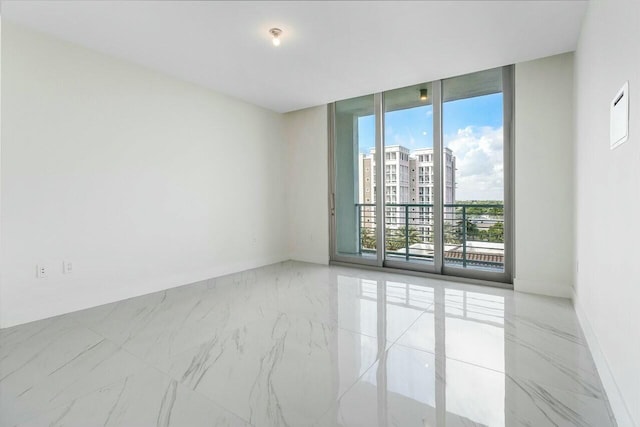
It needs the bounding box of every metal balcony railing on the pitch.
[356,203,505,270]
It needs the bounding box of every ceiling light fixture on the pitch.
[269,28,282,46]
[420,89,428,101]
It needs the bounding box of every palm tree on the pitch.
[385,226,421,251]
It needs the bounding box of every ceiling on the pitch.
[2,1,588,113]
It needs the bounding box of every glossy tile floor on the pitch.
[0,261,616,427]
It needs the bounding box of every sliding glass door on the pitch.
[330,94,380,266]
[330,67,513,284]
[382,82,439,273]
[441,68,512,281]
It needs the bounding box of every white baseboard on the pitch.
[289,254,329,265]
[573,290,636,427]
[513,277,573,298]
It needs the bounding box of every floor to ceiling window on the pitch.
[331,94,378,265]
[383,82,435,270]
[329,66,513,284]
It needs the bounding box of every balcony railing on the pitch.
[357,203,504,270]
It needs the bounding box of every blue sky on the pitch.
[358,93,503,153]
[357,93,505,200]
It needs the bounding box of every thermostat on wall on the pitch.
[610,81,629,150]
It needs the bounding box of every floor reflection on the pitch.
[321,270,613,427]
[0,262,614,427]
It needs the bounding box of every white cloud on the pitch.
[445,126,504,201]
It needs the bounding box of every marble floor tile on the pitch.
[316,344,614,427]
[15,367,250,427]
[395,285,604,398]
[161,311,381,427]
[332,275,427,343]
[0,321,147,426]
[0,261,616,427]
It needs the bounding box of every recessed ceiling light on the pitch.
[269,28,282,47]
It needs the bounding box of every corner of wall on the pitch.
[283,106,330,266]
[514,277,573,299]
[514,53,576,299]
[573,289,636,427]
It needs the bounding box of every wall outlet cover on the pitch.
[36,265,47,279]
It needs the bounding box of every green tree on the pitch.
[385,226,421,251]
[487,222,504,243]
[458,219,480,240]
[444,219,480,244]
[444,222,461,244]
[455,201,504,217]
[478,229,489,241]
[360,227,376,250]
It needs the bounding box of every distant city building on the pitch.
[358,145,456,205]
[358,145,456,240]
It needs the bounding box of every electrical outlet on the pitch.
[36,264,47,279]
[63,260,73,274]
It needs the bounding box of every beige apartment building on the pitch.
[358,145,456,239]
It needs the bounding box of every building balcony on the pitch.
[357,203,505,271]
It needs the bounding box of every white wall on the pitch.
[514,53,575,298]
[573,0,640,425]
[285,106,329,265]
[0,22,289,328]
